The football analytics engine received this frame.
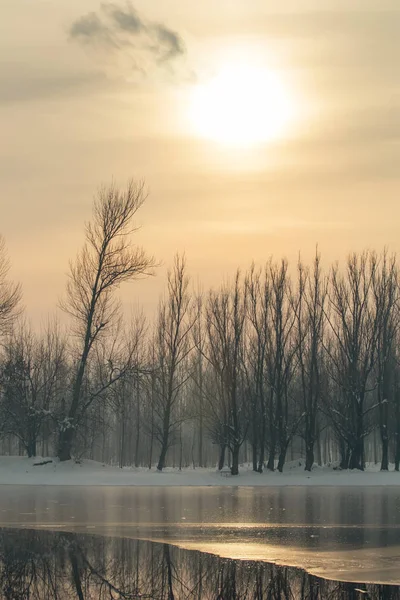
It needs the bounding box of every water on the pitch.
[0,485,400,597]
[1,528,399,599]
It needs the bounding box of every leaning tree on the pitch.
[57,180,155,461]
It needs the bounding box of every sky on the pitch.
[1,0,400,323]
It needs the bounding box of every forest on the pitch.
[1,180,400,474]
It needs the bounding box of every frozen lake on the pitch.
[1,485,400,592]
[3,528,400,599]
[1,528,399,599]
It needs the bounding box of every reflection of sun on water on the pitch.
[189,64,295,147]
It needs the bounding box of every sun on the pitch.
[189,64,294,147]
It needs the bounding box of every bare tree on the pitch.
[267,259,299,472]
[372,251,399,470]
[324,252,380,470]
[201,358,230,470]
[109,313,146,468]
[205,272,248,475]
[0,320,67,457]
[57,180,155,461]
[245,263,271,472]
[141,337,157,469]
[190,293,205,467]
[0,235,22,334]
[297,251,327,471]
[154,255,194,471]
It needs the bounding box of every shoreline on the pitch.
[1,456,400,487]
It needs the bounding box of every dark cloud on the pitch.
[69,2,185,71]
[107,3,144,34]
[154,24,185,62]
[70,13,106,38]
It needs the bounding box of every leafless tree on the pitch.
[324,251,381,470]
[372,251,399,470]
[245,263,271,472]
[267,259,299,472]
[205,272,248,475]
[296,251,328,471]
[200,359,229,470]
[141,337,157,469]
[58,180,155,461]
[190,293,205,467]
[109,313,147,468]
[0,235,22,335]
[154,255,194,471]
[0,319,67,457]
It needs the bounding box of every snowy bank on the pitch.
[0,456,400,486]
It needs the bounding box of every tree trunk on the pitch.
[251,397,258,472]
[179,422,183,471]
[58,348,90,462]
[380,425,389,471]
[277,446,287,473]
[57,428,73,462]
[266,445,275,471]
[198,354,204,468]
[157,407,171,471]
[266,387,276,471]
[218,444,226,471]
[395,439,400,472]
[27,438,36,458]
[305,443,314,472]
[349,439,364,470]
[350,408,364,470]
[148,429,153,470]
[378,362,390,470]
[304,412,317,471]
[134,377,140,468]
[374,429,378,464]
[316,432,323,466]
[257,406,266,473]
[157,440,168,471]
[257,444,265,473]
[231,444,240,475]
[119,414,125,469]
[148,375,155,469]
[339,438,350,469]
[198,408,203,468]
[379,351,390,470]
[252,442,258,472]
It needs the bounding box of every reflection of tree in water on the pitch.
[0,529,399,599]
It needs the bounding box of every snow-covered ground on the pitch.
[0,456,400,486]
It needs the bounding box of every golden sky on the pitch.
[1,0,400,322]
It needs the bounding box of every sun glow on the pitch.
[189,64,295,146]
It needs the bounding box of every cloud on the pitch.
[154,24,185,62]
[69,2,185,73]
[107,3,144,34]
[70,13,107,39]
[0,69,109,105]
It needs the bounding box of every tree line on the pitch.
[1,180,400,473]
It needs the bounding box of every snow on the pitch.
[0,456,400,487]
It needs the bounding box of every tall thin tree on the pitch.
[58,180,155,461]
[154,255,194,471]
